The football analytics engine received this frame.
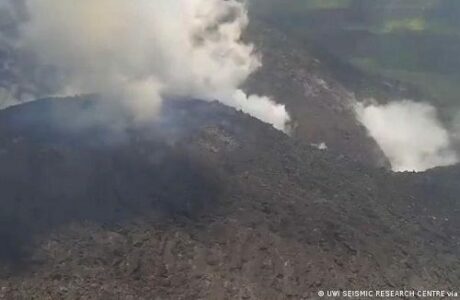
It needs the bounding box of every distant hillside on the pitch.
[249,0,460,120]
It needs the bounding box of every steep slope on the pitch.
[245,0,460,171]
[0,1,392,169]
[0,97,458,299]
[244,20,390,168]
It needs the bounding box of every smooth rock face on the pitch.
[0,97,458,299]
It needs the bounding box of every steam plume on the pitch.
[356,100,458,172]
[0,0,290,131]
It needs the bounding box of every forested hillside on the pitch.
[250,0,460,119]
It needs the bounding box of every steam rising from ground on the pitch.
[0,0,290,131]
[356,100,458,172]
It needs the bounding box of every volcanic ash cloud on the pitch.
[356,100,458,172]
[3,0,290,131]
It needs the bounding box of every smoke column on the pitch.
[356,100,458,172]
[0,0,290,131]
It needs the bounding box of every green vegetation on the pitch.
[352,57,460,108]
[298,0,352,10]
[381,18,426,33]
[251,0,460,112]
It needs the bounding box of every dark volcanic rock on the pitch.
[0,97,458,299]
[244,20,390,169]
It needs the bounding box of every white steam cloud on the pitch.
[0,87,19,109]
[1,0,290,131]
[356,100,458,172]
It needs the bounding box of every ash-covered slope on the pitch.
[0,97,458,299]
[243,20,391,169]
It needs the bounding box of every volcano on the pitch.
[0,97,458,299]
